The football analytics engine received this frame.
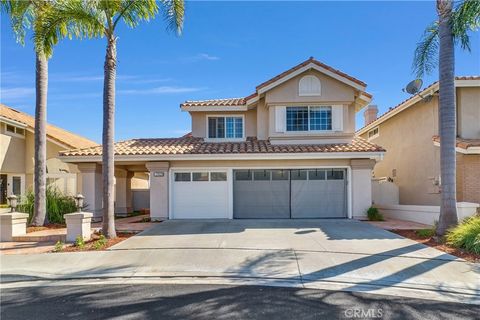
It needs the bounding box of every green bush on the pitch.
[367,207,384,221]
[92,235,107,250]
[75,236,85,249]
[17,187,80,224]
[446,216,480,254]
[54,241,64,252]
[416,228,435,238]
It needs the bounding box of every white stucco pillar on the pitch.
[77,163,103,221]
[114,168,132,216]
[351,159,376,219]
[145,162,169,221]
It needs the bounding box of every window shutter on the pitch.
[331,105,344,131]
[275,106,286,133]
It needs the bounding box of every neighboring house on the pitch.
[60,58,385,220]
[0,104,98,204]
[357,77,480,206]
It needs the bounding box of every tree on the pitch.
[413,0,480,237]
[1,1,64,226]
[38,0,185,238]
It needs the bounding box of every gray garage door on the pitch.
[233,169,347,219]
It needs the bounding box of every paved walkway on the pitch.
[1,220,479,304]
[0,215,155,255]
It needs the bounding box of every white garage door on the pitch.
[172,171,229,219]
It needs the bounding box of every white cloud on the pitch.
[118,86,205,95]
[196,53,220,61]
[0,87,35,101]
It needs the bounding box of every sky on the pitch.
[1,1,479,144]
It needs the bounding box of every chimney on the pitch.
[364,104,378,126]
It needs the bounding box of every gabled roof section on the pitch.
[357,76,480,136]
[256,57,367,91]
[181,57,371,111]
[0,104,98,149]
[433,135,480,154]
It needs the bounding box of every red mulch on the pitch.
[27,224,66,233]
[392,229,480,263]
[58,232,135,252]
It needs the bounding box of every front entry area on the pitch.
[233,169,347,219]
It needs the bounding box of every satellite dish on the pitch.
[403,79,423,95]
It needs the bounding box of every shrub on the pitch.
[367,207,384,221]
[416,228,435,238]
[17,186,80,224]
[92,235,107,250]
[75,236,85,249]
[446,216,480,254]
[54,241,64,252]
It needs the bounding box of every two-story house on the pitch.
[60,58,385,221]
[357,77,480,206]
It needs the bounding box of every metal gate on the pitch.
[233,169,347,219]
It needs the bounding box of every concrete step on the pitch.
[13,233,66,243]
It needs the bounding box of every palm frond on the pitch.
[452,0,480,50]
[34,0,105,57]
[412,22,439,79]
[114,0,158,29]
[1,0,35,46]
[160,0,185,35]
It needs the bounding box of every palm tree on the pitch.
[38,0,185,238]
[413,0,480,237]
[1,0,63,226]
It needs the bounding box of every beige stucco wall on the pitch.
[169,159,353,168]
[190,109,257,138]
[0,124,26,173]
[457,87,480,139]
[264,70,355,105]
[359,97,441,206]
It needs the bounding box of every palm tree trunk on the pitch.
[102,35,117,239]
[30,53,48,226]
[436,0,458,237]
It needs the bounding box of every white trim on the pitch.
[298,75,321,96]
[0,117,27,128]
[2,173,26,198]
[206,114,245,140]
[245,95,259,105]
[181,105,248,112]
[60,151,385,163]
[23,127,75,150]
[455,79,480,87]
[275,106,286,133]
[257,62,366,94]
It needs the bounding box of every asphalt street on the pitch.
[1,283,476,320]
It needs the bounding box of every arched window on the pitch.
[298,75,321,96]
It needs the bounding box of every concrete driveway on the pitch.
[1,219,479,304]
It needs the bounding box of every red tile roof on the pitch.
[181,57,368,109]
[433,136,480,150]
[181,97,246,108]
[256,57,367,90]
[60,136,384,157]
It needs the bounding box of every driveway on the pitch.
[1,220,479,304]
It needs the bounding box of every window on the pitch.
[308,170,326,180]
[174,172,191,182]
[12,176,21,196]
[368,127,379,140]
[286,106,332,132]
[192,172,209,181]
[211,172,227,181]
[235,170,252,181]
[299,75,321,96]
[291,170,307,180]
[5,124,25,136]
[271,170,289,180]
[208,116,243,139]
[253,170,270,181]
[327,170,344,180]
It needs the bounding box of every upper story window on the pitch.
[5,124,25,137]
[208,116,244,139]
[368,127,379,140]
[286,106,332,132]
[298,75,321,96]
